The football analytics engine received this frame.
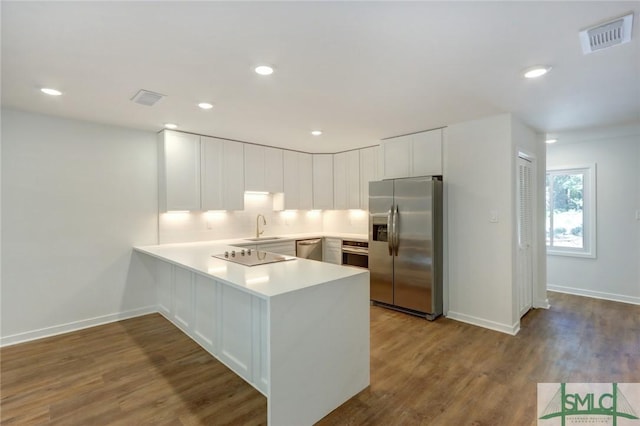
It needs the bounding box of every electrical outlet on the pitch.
[489,209,499,223]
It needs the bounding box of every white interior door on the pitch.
[517,155,534,317]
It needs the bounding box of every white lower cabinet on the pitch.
[173,266,193,331]
[323,238,342,264]
[154,259,268,396]
[193,274,216,350]
[218,285,253,382]
[156,260,173,316]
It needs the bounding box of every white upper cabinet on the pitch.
[244,144,283,193]
[299,153,313,210]
[359,146,379,210]
[411,129,443,177]
[159,130,201,212]
[379,134,411,179]
[333,151,360,210]
[312,154,334,210]
[283,151,313,210]
[201,136,244,211]
[379,128,443,179]
[264,147,284,193]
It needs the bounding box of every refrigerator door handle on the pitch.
[393,205,399,256]
[387,207,393,255]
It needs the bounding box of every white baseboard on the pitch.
[534,298,550,309]
[446,311,520,335]
[547,284,640,306]
[0,305,158,347]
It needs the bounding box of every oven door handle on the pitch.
[341,247,369,255]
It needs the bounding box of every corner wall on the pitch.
[546,125,640,304]
[1,109,159,345]
[443,114,517,334]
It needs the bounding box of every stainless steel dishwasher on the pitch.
[296,238,323,261]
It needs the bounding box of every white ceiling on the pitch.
[2,1,639,153]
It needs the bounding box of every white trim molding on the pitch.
[548,285,640,306]
[0,305,157,347]
[446,311,520,335]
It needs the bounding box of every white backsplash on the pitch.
[159,193,324,244]
[322,210,369,235]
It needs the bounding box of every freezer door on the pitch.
[392,178,439,314]
[368,180,394,304]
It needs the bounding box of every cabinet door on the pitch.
[201,137,224,210]
[283,150,300,209]
[333,153,347,210]
[173,267,193,332]
[380,135,410,180]
[218,285,253,381]
[359,146,379,210]
[298,153,313,210]
[193,274,217,350]
[159,130,200,211]
[244,144,264,192]
[201,137,245,211]
[411,129,442,176]
[346,150,360,209]
[313,154,334,209]
[156,260,173,316]
[323,238,342,264]
[222,140,245,210]
[264,147,284,193]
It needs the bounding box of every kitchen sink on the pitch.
[244,236,283,242]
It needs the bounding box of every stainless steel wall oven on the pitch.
[341,240,368,269]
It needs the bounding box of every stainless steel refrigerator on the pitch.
[369,177,443,320]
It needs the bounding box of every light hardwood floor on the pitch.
[1,292,638,425]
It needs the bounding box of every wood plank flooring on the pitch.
[1,292,638,425]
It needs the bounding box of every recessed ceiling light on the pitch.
[523,66,552,79]
[198,102,213,110]
[311,130,323,136]
[545,138,558,144]
[41,87,62,96]
[164,123,178,129]
[255,65,274,76]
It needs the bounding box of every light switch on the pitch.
[636,210,640,221]
[489,209,499,223]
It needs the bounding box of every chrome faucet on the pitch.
[256,214,266,238]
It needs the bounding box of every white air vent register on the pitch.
[130,89,166,106]
[579,13,634,54]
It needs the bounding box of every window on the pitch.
[546,165,596,258]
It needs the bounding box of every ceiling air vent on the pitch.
[579,13,634,54]
[130,89,166,106]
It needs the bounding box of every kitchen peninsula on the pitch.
[134,240,370,425]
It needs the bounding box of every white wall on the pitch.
[1,109,158,345]
[546,125,640,304]
[444,113,543,334]
[322,210,368,235]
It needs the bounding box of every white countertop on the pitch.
[135,234,368,299]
